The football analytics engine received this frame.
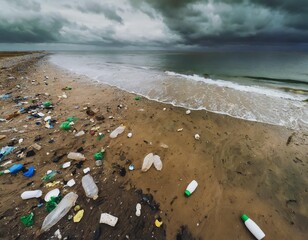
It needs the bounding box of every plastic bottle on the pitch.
[184,180,198,197]
[82,174,98,200]
[41,192,78,232]
[67,152,85,161]
[21,190,42,200]
[110,125,126,138]
[241,214,265,240]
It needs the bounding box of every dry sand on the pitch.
[0,52,307,240]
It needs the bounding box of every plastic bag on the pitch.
[60,121,71,130]
[46,196,62,213]
[94,152,104,160]
[20,212,34,227]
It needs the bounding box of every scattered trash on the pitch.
[97,133,105,141]
[194,134,200,140]
[83,167,90,174]
[18,138,23,144]
[155,217,163,228]
[66,179,76,187]
[184,180,198,197]
[21,190,42,200]
[128,164,135,171]
[136,203,141,217]
[186,110,191,115]
[23,166,35,178]
[67,152,85,161]
[160,143,169,149]
[99,213,118,227]
[46,181,61,188]
[0,93,11,100]
[46,196,62,213]
[75,130,85,137]
[0,146,15,162]
[45,189,60,202]
[82,174,98,200]
[60,121,72,130]
[110,124,126,138]
[54,229,62,239]
[26,150,36,157]
[127,132,133,138]
[177,128,183,132]
[74,205,81,211]
[43,101,52,109]
[32,143,42,151]
[95,159,103,166]
[42,170,57,182]
[62,161,71,169]
[20,212,34,227]
[41,192,78,232]
[73,209,84,223]
[8,164,23,174]
[241,214,265,240]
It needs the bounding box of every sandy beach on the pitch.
[0,52,307,240]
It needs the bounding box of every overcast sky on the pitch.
[1,0,308,48]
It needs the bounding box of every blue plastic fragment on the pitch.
[23,166,35,178]
[0,146,15,162]
[0,94,11,100]
[8,164,23,174]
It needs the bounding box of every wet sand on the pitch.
[0,52,307,240]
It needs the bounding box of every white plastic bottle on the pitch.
[21,190,42,200]
[110,125,126,138]
[241,214,265,240]
[41,192,78,232]
[82,174,98,200]
[184,180,198,197]
[67,152,85,161]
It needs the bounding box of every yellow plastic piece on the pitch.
[73,209,84,223]
[155,219,163,227]
[74,205,81,211]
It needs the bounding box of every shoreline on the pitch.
[0,52,307,239]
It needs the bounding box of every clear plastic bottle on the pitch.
[82,174,98,200]
[241,214,265,240]
[41,192,78,232]
[184,180,198,197]
[67,152,85,161]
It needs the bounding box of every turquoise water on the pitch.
[49,50,308,130]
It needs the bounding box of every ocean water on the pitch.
[49,50,308,130]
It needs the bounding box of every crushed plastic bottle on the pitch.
[41,192,78,232]
[110,125,126,138]
[82,174,98,200]
[67,152,85,161]
[42,170,57,181]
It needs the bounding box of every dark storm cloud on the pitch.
[0,15,66,43]
[1,0,308,47]
[132,0,308,45]
[77,2,123,23]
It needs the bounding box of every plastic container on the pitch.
[82,174,98,200]
[21,190,42,200]
[67,152,85,161]
[184,180,198,197]
[241,214,265,240]
[8,164,23,174]
[99,213,118,227]
[110,125,125,138]
[41,192,78,232]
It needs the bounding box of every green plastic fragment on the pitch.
[66,116,77,122]
[97,134,105,141]
[42,170,57,181]
[20,212,34,227]
[60,121,71,130]
[43,101,52,108]
[46,196,62,213]
[94,152,104,160]
[134,96,141,100]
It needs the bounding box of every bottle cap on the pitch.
[241,214,249,222]
[184,190,191,197]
